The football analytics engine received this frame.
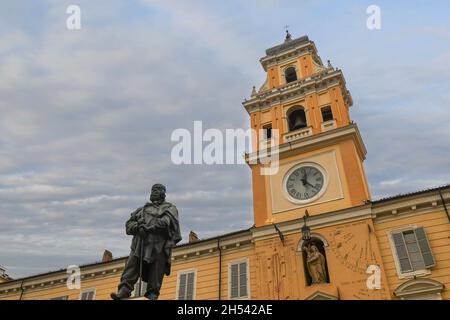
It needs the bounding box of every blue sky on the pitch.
[0,0,449,278]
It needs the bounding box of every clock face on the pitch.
[285,165,325,202]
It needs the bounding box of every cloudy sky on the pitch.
[1,0,449,278]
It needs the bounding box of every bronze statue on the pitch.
[111,184,182,300]
[304,244,327,284]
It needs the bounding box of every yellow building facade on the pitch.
[0,35,449,300]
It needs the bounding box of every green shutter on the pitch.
[230,262,248,299]
[392,232,413,273]
[178,273,187,300]
[414,227,436,268]
[230,264,239,298]
[81,290,95,300]
[186,272,195,300]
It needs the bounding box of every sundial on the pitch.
[328,221,377,275]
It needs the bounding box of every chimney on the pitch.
[102,250,113,262]
[189,231,199,243]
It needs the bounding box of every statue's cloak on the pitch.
[128,201,182,276]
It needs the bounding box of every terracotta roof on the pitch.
[371,184,450,204]
[0,227,253,284]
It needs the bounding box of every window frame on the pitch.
[262,123,272,141]
[388,225,433,279]
[228,258,250,300]
[287,107,308,132]
[283,65,298,84]
[79,288,96,300]
[176,268,197,300]
[320,106,334,122]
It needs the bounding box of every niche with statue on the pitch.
[302,237,330,286]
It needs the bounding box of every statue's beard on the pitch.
[150,193,164,204]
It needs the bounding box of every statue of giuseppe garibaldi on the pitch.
[111,184,182,300]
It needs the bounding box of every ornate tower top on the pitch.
[243,35,370,227]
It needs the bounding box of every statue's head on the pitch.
[150,183,166,204]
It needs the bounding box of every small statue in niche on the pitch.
[304,244,327,284]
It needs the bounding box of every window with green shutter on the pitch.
[177,270,195,300]
[80,288,96,300]
[230,260,249,299]
[392,227,435,274]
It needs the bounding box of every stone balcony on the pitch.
[283,126,313,143]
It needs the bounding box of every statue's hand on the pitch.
[138,226,147,237]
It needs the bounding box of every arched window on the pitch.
[301,238,330,286]
[285,66,297,83]
[287,108,307,131]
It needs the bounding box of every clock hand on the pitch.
[300,172,308,186]
[301,177,307,186]
[305,181,315,188]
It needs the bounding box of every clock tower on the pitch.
[244,33,371,227]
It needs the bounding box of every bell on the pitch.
[291,116,307,131]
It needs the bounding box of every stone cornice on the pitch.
[372,188,450,222]
[252,187,450,242]
[245,123,367,165]
[251,204,373,242]
[0,259,126,297]
[172,230,253,262]
[260,38,316,71]
[242,69,352,114]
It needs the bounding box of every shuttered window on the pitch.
[177,271,195,300]
[392,227,435,274]
[230,260,248,299]
[80,289,96,300]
